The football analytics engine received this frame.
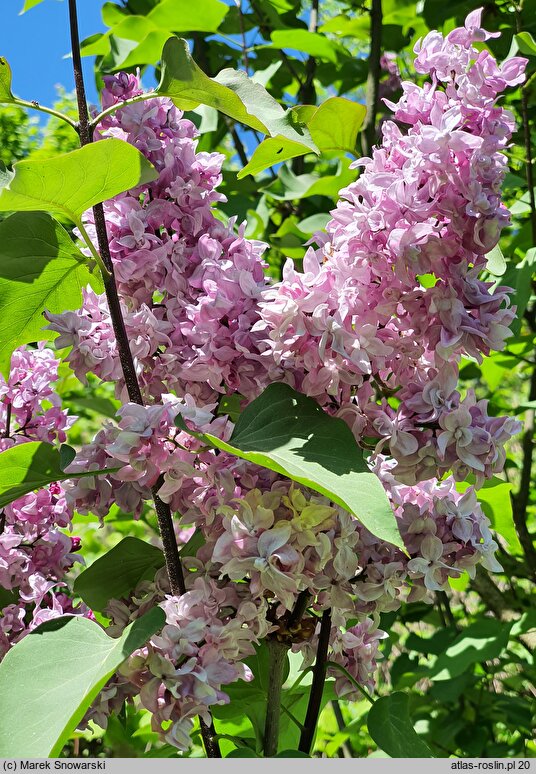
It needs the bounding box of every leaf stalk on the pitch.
[12,97,78,130]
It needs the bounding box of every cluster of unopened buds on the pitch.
[0,8,525,751]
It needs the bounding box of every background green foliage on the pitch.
[3,0,535,758]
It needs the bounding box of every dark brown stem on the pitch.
[293,0,319,175]
[199,718,222,758]
[298,0,319,106]
[470,566,508,618]
[298,609,331,754]
[331,700,355,757]
[230,125,249,167]
[287,589,310,629]
[237,1,249,72]
[518,47,536,241]
[361,0,383,156]
[438,591,457,629]
[68,0,90,146]
[67,0,186,599]
[524,140,536,236]
[2,402,11,439]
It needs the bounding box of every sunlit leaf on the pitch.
[0,609,164,757]
[214,69,316,150]
[158,38,316,156]
[74,537,165,612]
[177,383,404,548]
[113,30,170,70]
[295,97,366,154]
[0,212,100,377]
[0,57,15,103]
[20,0,45,13]
[269,29,345,63]
[147,0,229,32]
[515,31,536,56]
[429,619,513,681]
[238,136,315,179]
[159,38,267,121]
[0,139,157,221]
[101,1,126,27]
[367,693,435,757]
[456,476,521,554]
[485,243,507,276]
[0,441,120,509]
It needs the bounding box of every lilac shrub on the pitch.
[3,9,525,751]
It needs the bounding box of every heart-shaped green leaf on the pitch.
[147,0,228,32]
[0,608,164,757]
[367,693,435,757]
[0,441,121,509]
[158,37,316,154]
[238,136,316,179]
[428,619,513,682]
[0,139,157,221]
[295,97,366,155]
[0,211,101,377]
[0,56,15,103]
[177,383,404,548]
[74,537,165,612]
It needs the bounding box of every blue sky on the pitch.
[1,0,105,110]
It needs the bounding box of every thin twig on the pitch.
[76,219,111,278]
[2,403,11,439]
[331,700,356,758]
[502,349,536,366]
[361,0,383,156]
[513,364,536,576]
[293,0,319,175]
[237,0,250,72]
[229,124,249,167]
